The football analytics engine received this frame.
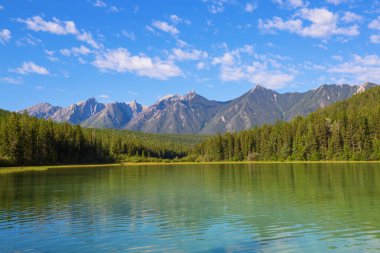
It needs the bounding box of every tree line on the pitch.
[193,86,380,161]
[1,86,380,166]
[0,111,196,166]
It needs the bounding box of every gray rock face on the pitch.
[20,103,62,119]
[50,97,105,124]
[21,83,377,133]
[82,101,143,129]
[125,91,225,134]
[201,83,377,133]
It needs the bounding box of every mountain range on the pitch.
[21,82,377,134]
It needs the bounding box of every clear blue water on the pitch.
[1,163,380,252]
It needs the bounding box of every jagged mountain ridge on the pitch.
[21,82,377,134]
[199,83,375,133]
[125,91,226,134]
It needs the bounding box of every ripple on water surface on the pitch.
[1,163,380,252]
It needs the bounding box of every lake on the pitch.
[1,163,380,252]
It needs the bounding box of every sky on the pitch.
[1,0,380,110]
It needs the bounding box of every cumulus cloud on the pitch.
[60,46,92,56]
[203,0,235,14]
[151,21,179,35]
[368,17,380,44]
[272,0,306,9]
[13,62,49,75]
[170,48,208,61]
[76,31,100,48]
[16,34,42,46]
[18,16,77,35]
[196,62,206,70]
[93,48,182,80]
[122,30,136,41]
[370,35,380,44]
[0,29,11,44]
[328,54,380,83]
[245,3,256,13]
[369,17,380,30]
[259,8,359,38]
[325,0,348,5]
[17,16,101,48]
[93,0,107,7]
[0,77,23,85]
[341,11,362,23]
[170,15,190,25]
[212,46,295,89]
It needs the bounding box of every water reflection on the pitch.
[1,163,380,252]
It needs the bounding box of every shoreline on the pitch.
[1,160,380,174]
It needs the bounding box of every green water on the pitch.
[1,163,380,252]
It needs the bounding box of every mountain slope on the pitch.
[81,101,143,129]
[200,85,284,133]
[125,91,225,134]
[21,103,62,119]
[21,83,377,134]
[50,97,105,124]
[201,83,376,134]
[195,85,380,161]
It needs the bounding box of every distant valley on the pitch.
[21,82,377,134]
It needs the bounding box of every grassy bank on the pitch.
[2,160,380,174]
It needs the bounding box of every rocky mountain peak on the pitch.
[250,84,271,93]
[21,82,378,133]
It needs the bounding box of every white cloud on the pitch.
[44,50,59,62]
[0,29,11,44]
[196,62,206,70]
[203,0,234,14]
[151,21,179,35]
[368,17,380,43]
[212,46,295,89]
[98,94,110,99]
[108,6,120,13]
[0,5,4,11]
[259,8,360,38]
[171,48,208,61]
[176,39,191,48]
[341,11,362,23]
[170,15,181,23]
[0,77,22,85]
[18,16,101,48]
[13,62,49,75]
[370,35,380,44]
[170,15,190,25]
[76,31,100,48]
[369,17,380,30]
[212,45,254,66]
[60,46,92,56]
[93,48,182,80]
[16,34,42,46]
[245,3,256,13]
[332,55,343,61]
[122,30,136,41]
[18,16,77,35]
[325,0,348,5]
[328,54,380,83]
[93,0,107,7]
[273,0,306,9]
[212,52,235,65]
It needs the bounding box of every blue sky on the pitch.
[1,0,380,110]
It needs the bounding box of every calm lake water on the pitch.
[1,163,380,252]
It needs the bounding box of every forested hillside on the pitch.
[2,85,380,166]
[0,111,204,166]
[193,86,380,161]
